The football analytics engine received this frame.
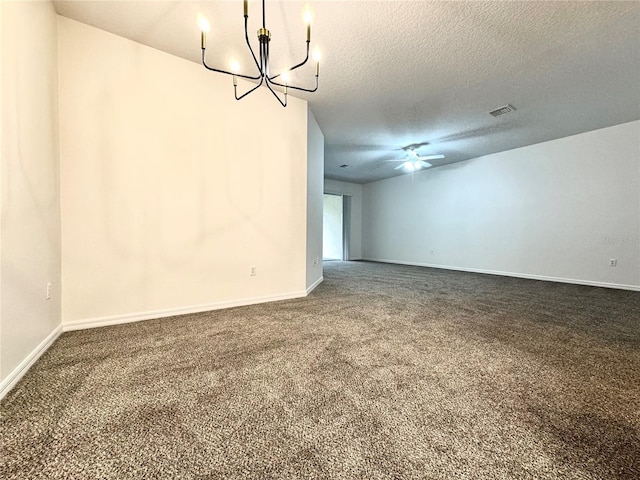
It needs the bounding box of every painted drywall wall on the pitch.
[323,194,343,260]
[362,121,640,290]
[58,17,310,326]
[306,108,324,291]
[324,179,362,259]
[1,1,61,385]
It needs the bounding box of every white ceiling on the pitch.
[53,1,640,184]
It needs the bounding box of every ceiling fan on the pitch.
[390,148,445,171]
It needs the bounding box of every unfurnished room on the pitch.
[1,1,639,478]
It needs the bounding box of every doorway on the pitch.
[323,193,351,261]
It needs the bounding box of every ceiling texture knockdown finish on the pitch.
[54,1,640,184]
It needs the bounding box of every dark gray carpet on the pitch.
[2,261,639,479]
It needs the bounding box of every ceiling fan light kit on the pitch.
[198,0,320,107]
[395,159,432,171]
[392,148,445,172]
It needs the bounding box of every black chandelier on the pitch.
[198,0,320,107]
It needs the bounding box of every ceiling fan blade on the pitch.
[394,164,406,170]
[418,160,432,168]
[386,159,407,162]
[417,154,445,161]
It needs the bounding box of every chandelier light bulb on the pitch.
[229,59,240,73]
[304,10,312,41]
[304,10,313,25]
[312,48,321,62]
[197,14,211,33]
[281,71,291,84]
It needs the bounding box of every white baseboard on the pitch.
[62,290,310,332]
[0,324,62,401]
[306,276,324,294]
[362,257,640,292]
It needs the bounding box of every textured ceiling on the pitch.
[53,1,640,184]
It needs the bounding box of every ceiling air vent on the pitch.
[340,164,350,168]
[489,104,516,117]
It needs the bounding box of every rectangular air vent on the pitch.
[489,104,516,117]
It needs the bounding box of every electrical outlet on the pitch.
[46,283,52,300]
[250,266,257,276]
[313,257,319,266]
[609,259,617,267]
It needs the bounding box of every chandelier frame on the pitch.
[200,0,320,107]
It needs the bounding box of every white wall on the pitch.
[362,121,640,290]
[58,17,310,327]
[306,108,324,291]
[323,194,343,260]
[1,1,61,386]
[324,179,362,259]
